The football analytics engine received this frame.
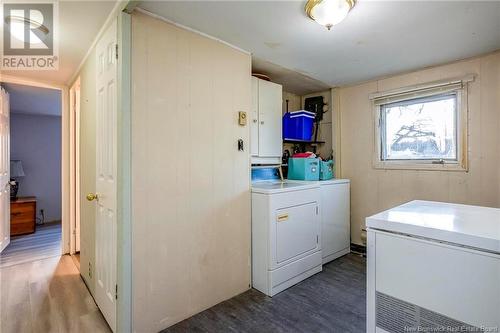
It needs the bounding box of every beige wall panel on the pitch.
[479,53,500,207]
[131,12,251,332]
[282,91,302,113]
[339,52,500,245]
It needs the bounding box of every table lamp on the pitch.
[10,160,25,200]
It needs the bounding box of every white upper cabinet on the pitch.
[251,77,282,164]
[250,77,259,157]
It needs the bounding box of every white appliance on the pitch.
[366,200,500,333]
[319,179,350,264]
[252,180,322,296]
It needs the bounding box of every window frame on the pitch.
[372,77,471,171]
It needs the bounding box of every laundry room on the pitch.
[1,1,499,333]
[123,2,500,332]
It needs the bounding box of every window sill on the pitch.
[373,161,468,172]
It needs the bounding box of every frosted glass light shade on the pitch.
[306,0,355,30]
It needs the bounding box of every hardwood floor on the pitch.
[1,231,365,333]
[0,223,61,268]
[72,252,81,271]
[0,255,111,333]
[164,253,366,333]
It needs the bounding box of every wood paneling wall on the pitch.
[131,11,251,332]
[282,91,302,114]
[302,91,333,158]
[338,52,500,245]
[282,90,334,158]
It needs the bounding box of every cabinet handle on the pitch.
[277,213,289,222]
[253,119,257,123]
[260,121,264,125]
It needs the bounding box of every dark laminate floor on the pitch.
[0,223,61,268]
[164,253,366,333]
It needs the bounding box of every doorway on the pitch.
[0,82,63,268]
[69,78,81,270]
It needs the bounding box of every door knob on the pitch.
[86,193,99,201]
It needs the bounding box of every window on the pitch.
[371,77,471,171]
[380,93,457,161]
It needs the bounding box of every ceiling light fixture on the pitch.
[305,0,355,30]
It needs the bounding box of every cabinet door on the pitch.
[258,79,282,157]
[250,77,259,156]
[321,183,350,259]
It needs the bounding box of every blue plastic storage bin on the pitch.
[288,157,320,181]
[283,110,315,141]
[319,160,334,180]
[283,112,293,139]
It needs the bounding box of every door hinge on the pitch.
[115,44,119,60]
[115,284,118,300]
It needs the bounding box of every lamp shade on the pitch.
[10,160,25,178]
[305,0,355,30]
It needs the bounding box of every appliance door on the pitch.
[275,202,319,264]
[369,232,500,333]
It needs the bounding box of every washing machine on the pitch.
[319,179,350,264]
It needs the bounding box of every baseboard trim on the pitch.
[350,243,366,255]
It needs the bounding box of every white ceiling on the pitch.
[2,83,61,116]
[137,0,500,93]
[252,57,331,95]
[1,1,117,86]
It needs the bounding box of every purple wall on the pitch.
[10,114,62,222]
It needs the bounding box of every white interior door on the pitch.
[75,85,81,253]
[70,79,81,253]
[93,18,117,332]
[0,87,10,253]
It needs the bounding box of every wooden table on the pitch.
[10,196,37,236]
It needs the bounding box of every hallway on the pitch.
[0,255,111,333]
[0,223,61,269]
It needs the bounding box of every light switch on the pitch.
[238,111,247,126]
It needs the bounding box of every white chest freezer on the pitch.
[366,200,500,333]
